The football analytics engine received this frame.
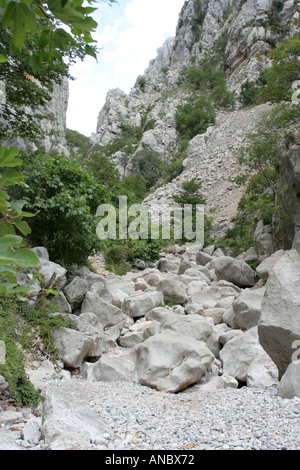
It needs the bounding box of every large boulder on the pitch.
[122,291,164,318]
[160,313,214,342]
[156,276,188,304]
[52,312,105,368]
[81,292,127,328]
[119,320,161,348]
[133,330,215,393]
[258,250,300,379]
[220,327,265,382]
[81,354,135,382]
[207,256,257,287]
[232,287,265,330]
[35,259,67,289]
[63,277,89,310]
[255,250,285,280]
[52,327,100,369]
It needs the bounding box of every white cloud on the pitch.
[66,0,185,137]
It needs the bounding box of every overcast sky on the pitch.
[66,0,185,137]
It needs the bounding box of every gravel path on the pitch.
[42,379,300,451]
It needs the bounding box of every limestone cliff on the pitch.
[91,0,299,237]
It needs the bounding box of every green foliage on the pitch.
[266,0,290,36]
[0,146,39,300]
[136,76,146,92]
[132,150,166,190]
[173,178,213,246]
[182,60,235,110]
[0,0,112,64]
[175,97,216,143]
[191,0,207,40]
[241,80,260,106]
[216,101,300,257]
[18,152,107,266]
[0,296,73,405]
[85,145,121,187]
[66,128,90,162]
[0,1,116,142]
[259,33,300,103]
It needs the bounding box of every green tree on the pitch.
[173,178,213,246]
[175,97,216,144]
[18,152,108,266]
[0,0,115,141]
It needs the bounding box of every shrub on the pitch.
[132,150,166,189]
[19,152,107,266]
[241,80,260,106]
[175,98,216,142]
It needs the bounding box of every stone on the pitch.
[81,355,135,382]
[119,320,160,348]
[293,230,300,255]
[53,291,72,314]
[25,359,56,391]
[246,351,279,388]
[51,325,102,369]
[22,418,42,443]
[255,232,275,261]
[63,277,89,310]
[41,385,111,449]
[220,327,265,382]
[258,250,300,379]
[218,329,244,345]
[122,291,164,318]
[35,259,67,289]
[145,306,173,323]
[133,330,215,393]
[157,257,180,273]
[0,375,9,392]
[201,308,225,325]
[31,246,49,261]
[232,287,265,330]
[0,410,23,426]
[161,313,214,342]
[255,250,285,280]
[184,303,204,315]
[187,284,219,308]
[207,256,257,287]
[279,360,300,399]
[196,251,213,266]
[156,276,187,304]
[81,291,127,328]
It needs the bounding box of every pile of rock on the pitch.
[19,242,300,401]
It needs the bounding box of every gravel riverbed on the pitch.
[1,378,300,450]
[43,379,300,450]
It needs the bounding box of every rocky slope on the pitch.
[90,0,299,237]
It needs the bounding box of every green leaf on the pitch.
[2,2,37,49]
[0,221,16,237]
[0,168,25,187]
[0,266,17,283]
[0,55,7,63]
[13,219,32,236]
[0,234,39,267]
[85,44,97,59]
[0,146,23,168]
[30,53,41,74]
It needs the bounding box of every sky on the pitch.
[66,0,186,137]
